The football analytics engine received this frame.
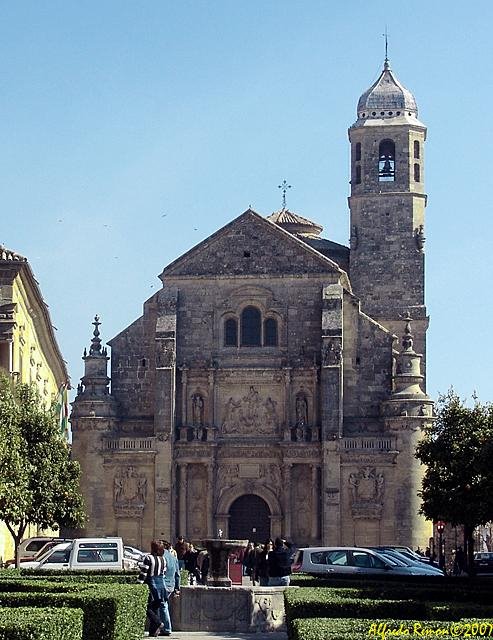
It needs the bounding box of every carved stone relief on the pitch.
[155,339,175,368]
[113,466,147,518]
[291,465,312,539]
[322,338,342,367]
[217,464,239,500]
[156,487,170,504]
[221,386,279,435]
[348,467,385,520]
[188,464,208,539]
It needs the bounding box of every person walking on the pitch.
[242,541,256,579]
[174,535,190,570]
[267,537,293,586]
[162,540,181,635]
[254,539,273,586]
[138,540,168,637]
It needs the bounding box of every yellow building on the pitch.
[0,244,68,563]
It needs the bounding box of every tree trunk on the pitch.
[6,520,26,569]
[464,524,475,576]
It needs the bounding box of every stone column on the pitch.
[320,284,343,439]
[283,463,292,539]
[283,367,292,440]
[208,368,215,427]
[181,367,188,425]
[311,465,319,540]
[322,440,342,545]
[178,463,188,537]
[207,461,215,536]
[154,289,178,543]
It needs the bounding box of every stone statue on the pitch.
[192,393,205,426]
[322,339,342,366]
[295,395,308,426]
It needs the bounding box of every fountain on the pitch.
[201,536,249,587]
[170,535,288,632]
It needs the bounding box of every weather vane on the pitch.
[278,179,292,209]
[382,26,389,65]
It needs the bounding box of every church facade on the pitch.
[71,59,434,549]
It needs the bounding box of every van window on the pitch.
[77,547,118,563]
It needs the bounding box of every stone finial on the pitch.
[402,312,414,351]
[89,315,102,355]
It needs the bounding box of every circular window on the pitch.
[362,113,366,117]
[396,111,401,116]
[372,111,376,116]
[388,111,393,115]
[380,111,385,116]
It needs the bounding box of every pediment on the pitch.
[160,209,349,287]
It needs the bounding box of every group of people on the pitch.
[174,535,210,585]
[241,537,295,586]
[139,535,294,636]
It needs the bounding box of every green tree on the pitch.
[415,390,493,573]
[0,375,85,566]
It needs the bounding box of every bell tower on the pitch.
[348,58,429,371]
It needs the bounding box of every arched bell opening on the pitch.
[378,139,395,182]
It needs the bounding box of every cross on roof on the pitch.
[278,180,292,209]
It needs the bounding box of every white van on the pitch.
[21,537,129,571]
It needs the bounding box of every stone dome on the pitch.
[356,60,418,120]
[266,208,323,238]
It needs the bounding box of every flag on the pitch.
[54,382,70,439]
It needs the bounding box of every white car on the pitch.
[292,546,444,577]
[21,538,127,571]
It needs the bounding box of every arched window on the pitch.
[355,165,361,185]
[241,306,261,346]
[414,163,420,182]
[355,142,361,162]
[414,140,420,159]
[224,318,238,346]
[378,139,395,182]
[264,318,278,346]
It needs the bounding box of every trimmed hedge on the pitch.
[0,606,83,640]
[288,582,493,605]
[0,583,147,640]
[0,574,139,585]
[285,589,427,628]
[291,618,493,640]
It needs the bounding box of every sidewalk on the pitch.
[146,634,287,640]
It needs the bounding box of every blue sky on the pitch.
[2,1,492,403]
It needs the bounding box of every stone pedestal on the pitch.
[170,585,288,632]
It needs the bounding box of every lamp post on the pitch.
[436,521,446,570]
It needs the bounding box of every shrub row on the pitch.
[0,583,147,640]
[289,582,493,605]
[0,606,83,640]
[291,618,493,640]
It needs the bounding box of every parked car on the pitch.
[372,545,440,568]
[124,545,145,562]
[473,552,493,574]
[370,548,444,576]
[5,537,71,567]
[21,538,127,571]
[292,546,444,577]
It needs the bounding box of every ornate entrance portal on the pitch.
[229,494,270,543]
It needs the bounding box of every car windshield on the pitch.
[378,551,408,566]
[36,543,71,563]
